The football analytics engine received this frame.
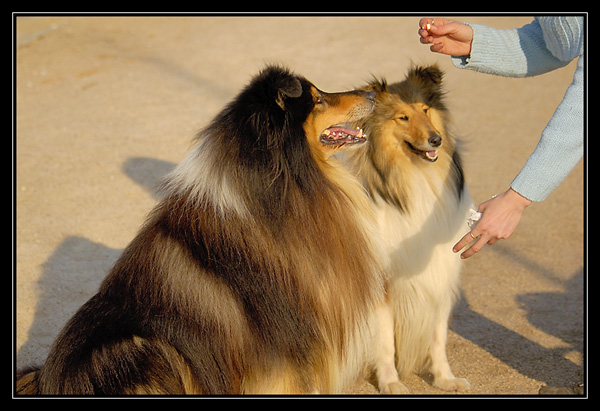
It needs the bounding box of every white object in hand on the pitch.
[467,208,481,229]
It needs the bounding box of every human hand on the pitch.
[453,188,532,259]
[418,18,474,57]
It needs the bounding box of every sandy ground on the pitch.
[14,14,585,397]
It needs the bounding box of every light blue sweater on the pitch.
[451,16,585,202]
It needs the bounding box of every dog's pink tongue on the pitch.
[427,151,437,157]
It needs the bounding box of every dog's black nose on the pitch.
[428,134,442,147]
[365,90,376,102]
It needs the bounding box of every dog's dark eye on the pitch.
[315,96,325,105]
[423,107,429,114]
[397,115,408,121]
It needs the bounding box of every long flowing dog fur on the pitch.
[344,65,472,393]
[16,66,385,395]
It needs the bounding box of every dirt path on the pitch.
[15,14,585,396]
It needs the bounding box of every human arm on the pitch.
[423,16,585,257]
[510,55,584,202]
[455,55,584,258]
[419,17,575,77]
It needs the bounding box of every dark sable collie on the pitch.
[343,65,472,394]
[16,66,384,395]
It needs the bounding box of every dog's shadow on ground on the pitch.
[16,157,174,369]
[18,157,583,390]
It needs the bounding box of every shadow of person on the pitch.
[517,267,584,391]
[451,256,584,391]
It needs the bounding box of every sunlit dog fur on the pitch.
[343,65,472,393]
[16,66,385,395]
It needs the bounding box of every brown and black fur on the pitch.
[16,66,383,395]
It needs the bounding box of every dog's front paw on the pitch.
[380,381,411,395]
[433,377,471,393]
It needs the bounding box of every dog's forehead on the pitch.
[371,94,419,121]
[307,84,322,97]
[382,91,426,109]
[379,92,407,109]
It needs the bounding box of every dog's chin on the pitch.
[404,141,438,162]
[320,124,367,150]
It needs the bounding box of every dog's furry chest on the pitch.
[373,181,472,277]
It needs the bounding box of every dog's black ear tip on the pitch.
[414,64,444,85]
[257,64,302,93]
[279,77,303,99]
[275,77,303,109]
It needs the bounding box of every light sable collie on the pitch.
[344,65,472,394]
[16,66,385,395]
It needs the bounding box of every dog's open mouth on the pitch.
[405,141,438,162]
[320,124,367,147]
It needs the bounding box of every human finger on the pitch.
[452,231,477,253]
[459,229,493,259]
[427,21,457,35]
[419,17,453,30]
[430,42,445,53]
[459,236,487,259]
[418,17,435,30]
[418,29,431,42]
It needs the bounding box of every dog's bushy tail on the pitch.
[16,367,41,395]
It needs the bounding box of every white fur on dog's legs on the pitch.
[428,317,471,392]
[374,304,410,394]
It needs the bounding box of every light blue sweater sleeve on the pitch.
[451,17,585,202]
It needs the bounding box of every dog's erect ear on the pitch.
[406,65,446,107]
[275,77,303,110]
[411,65,443,86]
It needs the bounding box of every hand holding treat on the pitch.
[453,189,531,259]
[418,17,474,56]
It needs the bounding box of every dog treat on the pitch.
[467,208,481,229]
[426,23,432,30]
